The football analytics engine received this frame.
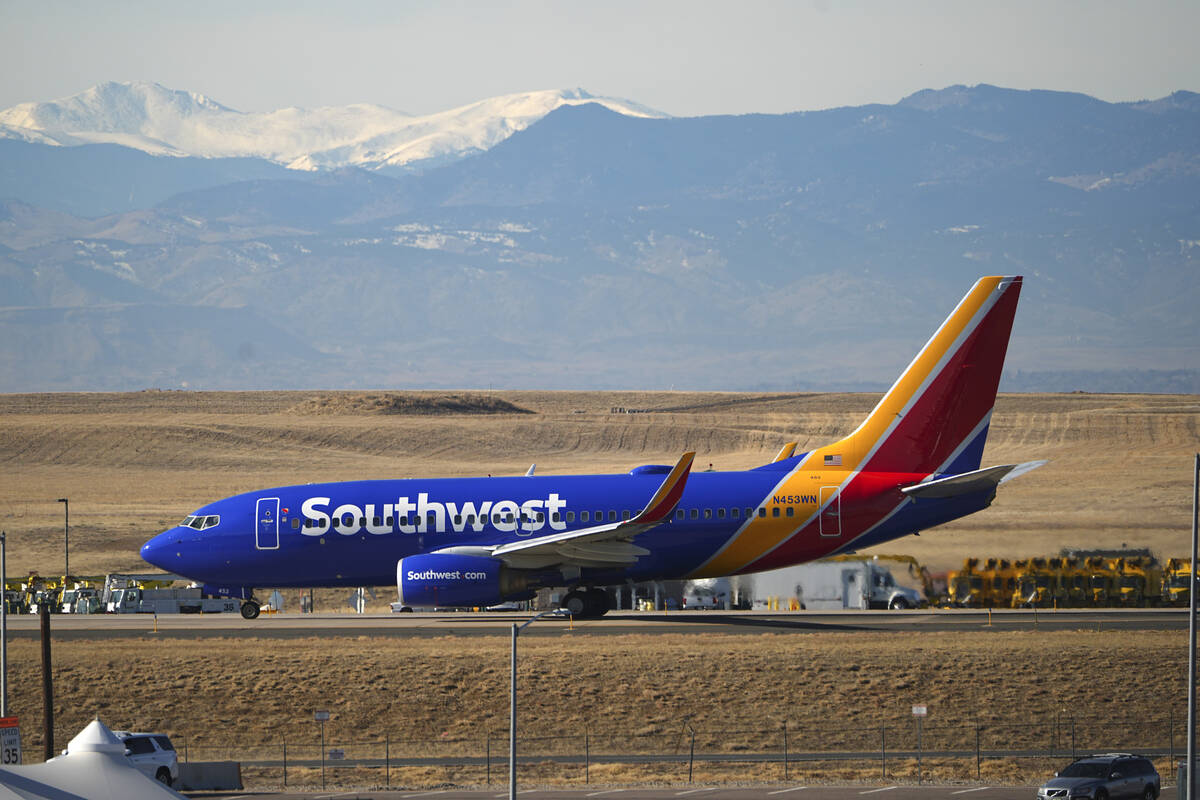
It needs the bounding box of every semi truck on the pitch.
[725,557,924,610]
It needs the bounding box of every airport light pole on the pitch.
[1188,453,1198,800]
[1,530,7,717]
[55,498,68,578]
[510,609,557,800]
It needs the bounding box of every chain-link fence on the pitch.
[169,713,1185,789]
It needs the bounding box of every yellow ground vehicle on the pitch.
[947,558,986,606]
[1162,558,1192,607]
[1011,558,1067,608]
[983,558,1016,609]
[1112,557,1162,606]
[1051,557,1090,606]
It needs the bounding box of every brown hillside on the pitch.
[0,391,1196,577]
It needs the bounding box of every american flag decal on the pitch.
[824,454,842,466]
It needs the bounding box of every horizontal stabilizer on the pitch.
[901,461,1046,500]
[772,442,798,463]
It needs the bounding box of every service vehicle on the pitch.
[739,557,923,610]
[1036,752,1159,799]
[108,585,240,615]
[114,730,179,786]
[1162,558,1192,606]
[60,586,101,614]
[682,577,734,609]
[1113,557,1161,607]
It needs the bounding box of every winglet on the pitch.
[525,464,536,476]
[633,451,695,524]
[772,442,798,463]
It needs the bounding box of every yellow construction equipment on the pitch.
[1162,558,1192,607]
[1011,558,1066,608]
[947,558,987,607]
[1084,557,1117,606]
[1112,557,1162,607]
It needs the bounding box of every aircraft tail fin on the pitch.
[812,275,1022,476]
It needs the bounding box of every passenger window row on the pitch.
[298,505,778,530]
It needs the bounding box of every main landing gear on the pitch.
[240,600,261,619]
[561,588,611,619]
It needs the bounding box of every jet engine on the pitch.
[397,553,539,608]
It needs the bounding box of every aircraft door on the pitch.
[255,497,280,550]
[818,486,841,537]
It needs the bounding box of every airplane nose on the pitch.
[140,531,177,571]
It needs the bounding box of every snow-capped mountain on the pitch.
[0,81,668,171]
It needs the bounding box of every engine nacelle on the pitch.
[398,553,511,608]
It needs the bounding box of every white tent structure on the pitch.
[0,719,186,800]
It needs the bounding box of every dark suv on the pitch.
[1037,753,1160,799]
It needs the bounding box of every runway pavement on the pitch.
[3,608,1188,640]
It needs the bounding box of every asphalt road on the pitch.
[3,608,1187,640]
[186,782,1179,799]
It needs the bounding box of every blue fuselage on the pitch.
[141,455,993,589]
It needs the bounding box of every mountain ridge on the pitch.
[0,83,1195,392]
[0,81,668,172]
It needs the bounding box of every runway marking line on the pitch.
[767,787,809,794]
[586,791,626,797]
[676,790,718,796]
[859,788,898,795]
[951,789,991,794]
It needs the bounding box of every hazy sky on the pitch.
[3,0,1198,116]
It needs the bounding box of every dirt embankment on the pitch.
[0,390,1195,577]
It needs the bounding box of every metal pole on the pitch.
[320,720,326,790]
[507,610,555,800]
[585,728,590,784]
[40,604,52,761]
[783,720,788,781]
[1,531,7,717]
[688,724,695,783]
[486,732,491,785]
[881,724,886,779]
[975,723,981,780]
[916,716,923,786]
[1189,452,1198,800]
[509,623,517,800]
[282,742,286,786]
[385,734,389,786]
[56,499,68,578]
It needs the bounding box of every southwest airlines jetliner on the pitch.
[142,276,1040,619]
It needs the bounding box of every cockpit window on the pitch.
[180,514,219,530]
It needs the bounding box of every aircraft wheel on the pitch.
[585,588,611,617]
[562,590,588,617]
[240,601,261,620]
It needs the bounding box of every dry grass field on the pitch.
[0,390,1197,788]
[3,630,1190,789]
[0,390,1196,577]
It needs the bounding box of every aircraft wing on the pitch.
[485,451,695,569]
